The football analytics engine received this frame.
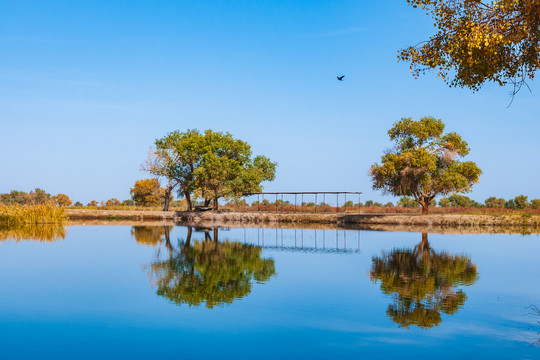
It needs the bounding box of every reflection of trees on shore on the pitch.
[0,224,66,243]
[370,233,478,329]
[131,226,173,246]
[149,227,276,308]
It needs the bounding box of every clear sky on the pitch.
[1,0,539,204]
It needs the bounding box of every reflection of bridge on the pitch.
[217,227,361,254]
[132,225,362,254]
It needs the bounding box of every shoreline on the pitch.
[66,209,540,234]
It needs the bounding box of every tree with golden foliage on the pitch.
[370,117,482,215]
[52,193,72,207]
[400,0,540,96]
[130,179,164,207]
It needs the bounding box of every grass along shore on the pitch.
[0,204,66,225]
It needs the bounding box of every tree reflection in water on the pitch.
[131,226,173,246]
[370,232,478,329]
[0,224,66,243]
[137,226,276,308]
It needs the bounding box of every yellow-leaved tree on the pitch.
[401,0,540,96]
[130,178,164,207]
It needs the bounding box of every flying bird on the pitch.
[337,75,345,81]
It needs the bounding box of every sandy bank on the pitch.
[66,209,540,234]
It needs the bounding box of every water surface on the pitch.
[0,225,539,359]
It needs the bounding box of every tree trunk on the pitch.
[417,195,431,215]
[181,226,192,254]
[185,191,193,211]
[204,199,211,207]
[164,226,173,260]
[162,179,173,211]
[213,197,219,210]
[421,232,429,249]
[213,227,219,243]
[185,226,192,247]
[422,202,429,215]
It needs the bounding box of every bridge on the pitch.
[239,191,363,213]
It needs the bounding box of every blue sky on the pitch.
[1,0,539,204]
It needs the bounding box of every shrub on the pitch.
[506,195,529,210]
[105,198,121,207]
[397,197,418,208]
[485,197,506,208]
[52,193,72,207]
[448,194,473,207]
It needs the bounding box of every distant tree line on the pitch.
[0,189,73,207]
[394,195,540,210]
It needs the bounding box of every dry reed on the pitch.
[0,204,66,225]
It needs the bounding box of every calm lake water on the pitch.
[1,225,539,359]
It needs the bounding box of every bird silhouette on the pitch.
[337,75,345,81]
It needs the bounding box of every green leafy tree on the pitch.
[194,130,276,210]
[370,117,482,215]
[485,197,506,208]
[150,227,276,308]
[147,129,276,211]
[400,0,540,96]
[148,129,205,211]
[531,199,540,210]
[130,179,163,207]
[370,233,478,329]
